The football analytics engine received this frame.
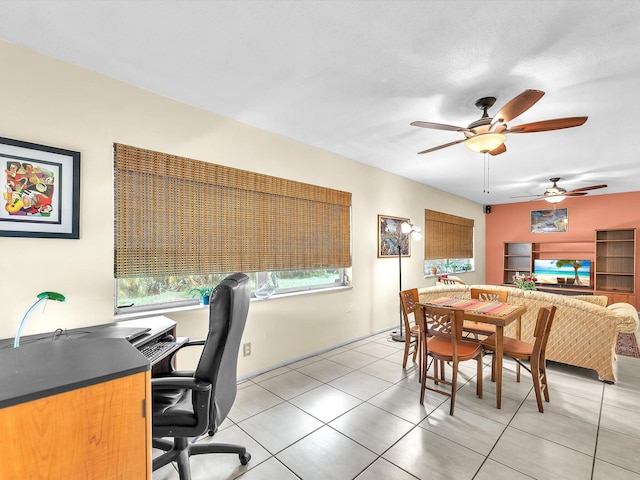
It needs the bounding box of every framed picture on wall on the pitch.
[378,214,411,257]
[530,208,568,234]
[0,137,81,239]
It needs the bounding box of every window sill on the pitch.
[114,284,353,321]
[425,270,475,278]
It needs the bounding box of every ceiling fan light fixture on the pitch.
[464,133,506,153]
[545,195,566,204]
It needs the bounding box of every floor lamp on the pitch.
[391,221,422,342]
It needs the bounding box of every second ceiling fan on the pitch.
[411,89,588,155]
[512,177,608,203]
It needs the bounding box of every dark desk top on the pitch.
[0,337,149,409]
[0,316,177,409]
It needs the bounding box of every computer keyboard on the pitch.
[138,340,178,364]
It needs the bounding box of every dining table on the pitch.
[425,296,527,409]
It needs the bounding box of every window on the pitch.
[114,144,351,313]
[423,209,474,276]
[116,269,344,313]
[425,258,475,276]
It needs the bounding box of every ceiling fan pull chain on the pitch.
[482,152,490,194]
[487,154,490,193]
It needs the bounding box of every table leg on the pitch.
[495,325,504,409]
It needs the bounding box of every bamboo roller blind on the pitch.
[114,144,352,278]
[424,209,474,260]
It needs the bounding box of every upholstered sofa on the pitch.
[418,284,639,383]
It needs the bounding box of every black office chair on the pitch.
[151,273,251,480]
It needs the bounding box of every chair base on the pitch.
[153,437,251,480]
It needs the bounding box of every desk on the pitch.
[0,338,151,479]
[0,315,186,369]
[426,297,526,409]
[0,315,186,479]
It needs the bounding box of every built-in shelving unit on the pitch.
[502,229,637,307]
[503,242,532,284]
[595,229,636,305]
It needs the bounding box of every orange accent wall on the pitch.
[485,191,640,305]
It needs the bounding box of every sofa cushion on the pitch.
[567,295,609,307]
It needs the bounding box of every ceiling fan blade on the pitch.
[489,143,506,156]
[568,184,607,193]
[509,116,588,133]
[410,121,469,132]
[417,139,465,154]
[493,89,545,124]
[510,194,544,199]
[565,192,588,197]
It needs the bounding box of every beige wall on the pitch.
[0,41,485,376]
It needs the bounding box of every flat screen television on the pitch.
[533,259,591,288]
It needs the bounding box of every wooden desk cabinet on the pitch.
[0,339,151,479]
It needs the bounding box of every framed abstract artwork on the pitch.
[1,137,81,239]
[378,214,411,258]
[530,208,568,234]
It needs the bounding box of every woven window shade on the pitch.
[424,209,474,260]
[114,144,352,278]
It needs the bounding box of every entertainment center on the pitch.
[503,228,636,306]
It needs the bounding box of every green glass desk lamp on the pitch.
[14,291,66,348]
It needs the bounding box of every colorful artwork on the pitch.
[4,160,57,218]
[0,136,80,239]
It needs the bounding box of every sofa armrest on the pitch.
[607,302,640,333]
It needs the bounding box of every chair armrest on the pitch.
[166,339,206,368]
[151,376,212,392]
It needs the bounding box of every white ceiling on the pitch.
[1,0,639,205]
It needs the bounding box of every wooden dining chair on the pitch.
[481,305,556,413]
[398,289,420,369]
[415,303,483,415]
[463,288,509,340]
[399,290,444,383]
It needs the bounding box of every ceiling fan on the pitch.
[512,177,607,203]
[411,89,588,155]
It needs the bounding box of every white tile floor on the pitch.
[153,330,640,480]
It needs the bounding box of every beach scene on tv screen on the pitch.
[534,259,591,287]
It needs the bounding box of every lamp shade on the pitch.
[464,133,506,153]
[400,221,422,240]
[545,195,566,204]
[14,291,66,348]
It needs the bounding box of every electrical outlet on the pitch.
[243,342,251,357]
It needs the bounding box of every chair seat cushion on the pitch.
[427,337,481,358]
[152,388,198,428]
[482,335,533,357]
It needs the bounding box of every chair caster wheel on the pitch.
[240,452,251,465]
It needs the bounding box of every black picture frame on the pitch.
[0,136,80,239]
